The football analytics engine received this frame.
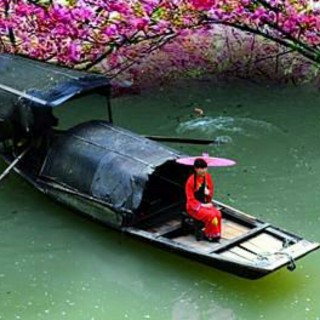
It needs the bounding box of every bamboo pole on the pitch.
[0,147,30,182]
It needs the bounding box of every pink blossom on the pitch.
[0,0,319,70]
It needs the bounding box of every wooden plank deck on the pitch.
[173,235,228,253]
[147,218,181,234]
[211,223,270,253]
[229,246,258,261]
[144,214,284,263]
[220,250,251,263]
[221,219,251,240]
[241,233,284,255]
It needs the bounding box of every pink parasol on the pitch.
[176,153,236,167]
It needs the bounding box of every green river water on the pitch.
[0,77,319,319]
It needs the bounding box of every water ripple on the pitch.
[177,116,279,138]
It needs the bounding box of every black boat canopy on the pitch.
[0,54,111,133]
[40,121,189,215]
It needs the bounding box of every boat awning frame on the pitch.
[0,53,111,110]
[0,53,112,131]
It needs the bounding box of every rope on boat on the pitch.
[256,251,296,271]
[275,252,296,271]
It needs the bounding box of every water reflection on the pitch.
[172,298,236,320]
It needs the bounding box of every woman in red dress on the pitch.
[185,158,222,240]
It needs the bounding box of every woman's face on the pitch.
[195,167,207,177]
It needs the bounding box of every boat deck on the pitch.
[133,202,317,273]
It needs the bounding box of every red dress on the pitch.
[185,173,221,238]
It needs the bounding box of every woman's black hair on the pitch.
[194,158,208,168]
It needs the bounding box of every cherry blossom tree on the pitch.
[0,0,319,83]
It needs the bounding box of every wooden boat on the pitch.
[0,54,319,280]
